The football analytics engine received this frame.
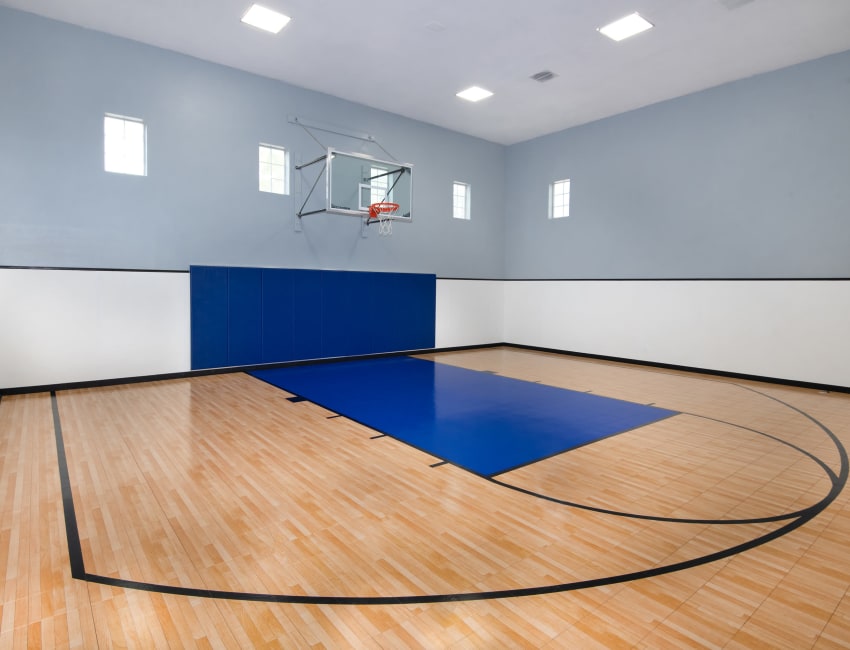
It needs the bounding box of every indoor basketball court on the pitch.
[3,348,848,646]
[3,1,850,648]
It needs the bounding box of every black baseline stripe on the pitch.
[50,392,86,579]
[75,510,824,605]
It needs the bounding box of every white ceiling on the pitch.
[4,0,850,145]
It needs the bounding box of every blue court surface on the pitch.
[251,357,677,477]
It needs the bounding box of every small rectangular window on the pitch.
[452,182,470,220]
[259,144,289,194]
[549,179,570,218]
[370,166,391,205]
[104,114,146,176]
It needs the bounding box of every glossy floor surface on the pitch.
[2,347,849,647]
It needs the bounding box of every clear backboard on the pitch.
[296,149,413,221]
[329,149,412,220]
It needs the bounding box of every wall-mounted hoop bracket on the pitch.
[295,154,328,221]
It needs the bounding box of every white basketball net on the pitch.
[377,211,393,236]
[371,203,397,236]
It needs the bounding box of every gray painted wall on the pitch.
[3,7,849,282]
[504,50,850,279]
[0,8,505,278]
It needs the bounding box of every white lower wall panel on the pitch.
[0,269,190,390]
[435,279,504,349]
[2,271,847,391]
[504,280,850,388]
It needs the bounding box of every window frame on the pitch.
[549,178,571,219]
[104,113,147,176]
[369,165,392,206]
[452,181,471,220]
[259,143,289,195]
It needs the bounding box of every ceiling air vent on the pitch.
[530,70,557,82]
[717,0,756,9]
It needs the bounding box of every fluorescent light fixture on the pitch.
[456,86,493,102]
[598,12,653,41]
[241,4,291,34]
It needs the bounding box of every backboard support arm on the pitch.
[296,157,327,219]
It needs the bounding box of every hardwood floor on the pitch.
[2,347,849,648]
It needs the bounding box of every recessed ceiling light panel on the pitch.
[456,86,493,102]
[598,12,653,42]
[241,4,291,34]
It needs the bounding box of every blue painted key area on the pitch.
[251,357,677,477]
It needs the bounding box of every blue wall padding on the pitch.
[322,270,370,357]
[290,270,325,361]
[190,266,229,370]
[227,267,263,366]
[190,266,436,370]
[261,268,295,363]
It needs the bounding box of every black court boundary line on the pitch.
[50,392,85,579]
[49,376,847,605]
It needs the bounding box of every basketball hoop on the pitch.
[368,202,399,236]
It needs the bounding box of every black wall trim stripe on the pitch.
[6,342,848,397]
[0,346,467,396]
[5,341,847,396]
[4,266,848,281]
[437,276,850,282]
[1,265,188,273]
[503,343,850,395]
